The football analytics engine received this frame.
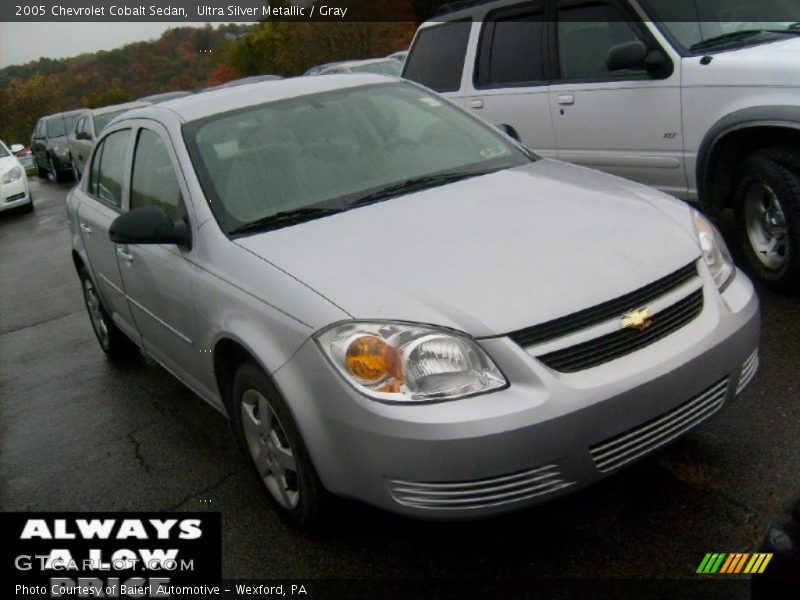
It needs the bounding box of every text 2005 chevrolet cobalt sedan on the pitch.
[67,75,759,526]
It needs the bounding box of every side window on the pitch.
[76,117,86,136]
[476,5,546,88]
[94,130,130,208]
[35,119,45,138]
[130,129,182,220]
[88,140,104,196]
[556,2,644,80]
[403,20,472,93]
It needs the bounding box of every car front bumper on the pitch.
[274,264,760,519]
[0,177,31,212]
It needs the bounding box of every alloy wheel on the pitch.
[744,181,789,271]
[240,389,300,509]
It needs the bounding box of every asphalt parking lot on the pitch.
[1,177,798,593]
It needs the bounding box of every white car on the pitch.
[403,0,800,293]
[0,141,32,214]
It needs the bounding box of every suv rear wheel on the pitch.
[48,156,62,183]
[734,151,800,293]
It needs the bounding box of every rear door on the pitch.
[115,123,202,388]
[546,0,687,197]
[460,1,557,157]
[31,119,47,168]
[76,128,140,344]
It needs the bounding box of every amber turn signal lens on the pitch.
[345,335,402,383]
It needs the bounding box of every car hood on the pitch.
[235,160,701,337]
[683,36,800,87]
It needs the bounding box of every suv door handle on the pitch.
[117,246,134,263]
[557,94,575,106]
[470,99,484,109]
[79,223,92,235]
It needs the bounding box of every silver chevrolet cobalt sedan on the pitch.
[67,75,759,526]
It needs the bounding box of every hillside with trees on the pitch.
[0,20,414,146]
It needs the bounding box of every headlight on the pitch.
[692,210,735,290]
[315,321,507,403]
[1,167,22,184]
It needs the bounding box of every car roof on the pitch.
[121,74,398,124]
[419,0,520,24]
[88,101,152,116]
[44,109,85,120]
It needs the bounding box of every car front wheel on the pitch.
[734,151,800,293]
[48,157,62,183]
[231,361,326,528]
[79,267,139,361]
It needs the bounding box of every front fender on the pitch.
[696,105,800,205]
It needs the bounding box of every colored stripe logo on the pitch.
[697,552,773,574]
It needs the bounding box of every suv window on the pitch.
[76,116,87,136]
[91,130,130,208]
[556,3,644,80]
[34,119,45,138]
[403,20,472,93]
[130,129,182,220]
[477,4,546,88]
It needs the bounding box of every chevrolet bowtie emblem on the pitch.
[621,308,651,331]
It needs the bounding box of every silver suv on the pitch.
[404,0,800,292]
[67,75,759,526]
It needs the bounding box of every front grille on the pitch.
[386,464,573,510]
[509,262,698,348]
[590,378,729,473]
[736,349,759,394]
[537,288,704,373]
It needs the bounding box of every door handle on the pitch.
[470,99,484,109]
[117,246,134,263]
[79,222,92,235]
[557,94,575,106]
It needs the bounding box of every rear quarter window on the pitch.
[403,20,472,93]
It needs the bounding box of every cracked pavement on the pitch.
[1,178,798,587]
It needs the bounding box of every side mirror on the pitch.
[10,143,24,153]
[607,41,670,75]
[76,131,92,141]
[109,205,191,247]
[497,124,521,143]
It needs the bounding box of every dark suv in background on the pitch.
[30,109,83,182]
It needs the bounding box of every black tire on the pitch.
[78,266,139,361]
[20,198,34,213]
[35,156,47,178]
[231,360,327,528]
[48,156,61,183]
[733,151,800,293]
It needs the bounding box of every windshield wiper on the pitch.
[348,170,498,209]
[690,29,781,51]
[229,206,345,235]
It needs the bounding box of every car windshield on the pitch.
[94,110,127,134]
[46,114,80,138]
[0,144,9,158]
[644,0,799,51]
[184,82,531,234]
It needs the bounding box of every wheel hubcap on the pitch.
[241,390,300,509]
[744,182,789,271]
[83,278,109,349]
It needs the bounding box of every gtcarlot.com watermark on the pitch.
[3,513,221,598]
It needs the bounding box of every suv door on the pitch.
[462,1,558,157]
[76,128,141,344]
[546,0,687,197]
[116,124,202,389]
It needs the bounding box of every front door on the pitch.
[546,0,687,198]
[115,124,203,389]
